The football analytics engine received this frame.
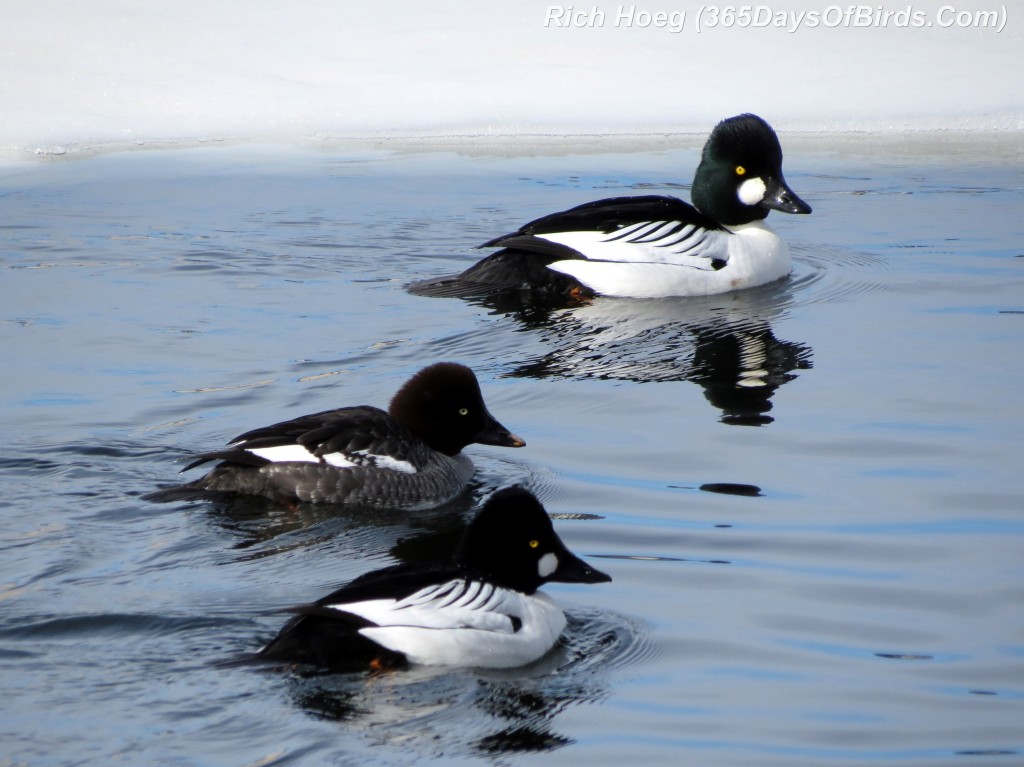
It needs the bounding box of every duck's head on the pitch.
[455,487,612,595]
[691,113,812,226]
[389,362,525,456]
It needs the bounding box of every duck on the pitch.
[410,114,811,301]
[256,486,611,670]
[171,362,524,507]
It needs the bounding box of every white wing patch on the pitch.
[243,444,416,474]
[351,450,416,474]
[538,220,731,268]
[245,444,321,464]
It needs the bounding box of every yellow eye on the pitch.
[528,539,539,549]
[458,407,469,415]
[735,165,746,176]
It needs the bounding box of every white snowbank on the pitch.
[2,0,1021,159]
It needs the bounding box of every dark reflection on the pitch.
[476,724,573,753]
[473,685,573,752]
[218,498,477,576]
[156,481,483,561]
[272,610,638,759]
[411,281,812,426]
[293,683,363,723]
[698,482,763,497]
[688,322,811,426]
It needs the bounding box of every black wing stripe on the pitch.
[624,221,672,242]
[663,231,711,257]
[655,224,701,248]
[455,580,483,608]
[627,221,686,244]
[601,220,659,243]
[465,582,495,610]
[400,581,458,608]
[481,587,506,612]
[636,221,687,243]
[436,581,472,608]
[483,196,724,247]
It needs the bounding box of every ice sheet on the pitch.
[1,0,1021,159]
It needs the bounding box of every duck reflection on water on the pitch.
[411,280,812,426]
[277,606,638,759]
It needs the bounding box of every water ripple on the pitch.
[785,243,892,308]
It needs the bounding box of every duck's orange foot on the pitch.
[567,286,594,305]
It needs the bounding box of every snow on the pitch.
[1,0,1021,159]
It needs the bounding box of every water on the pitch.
[1,138,1022,766]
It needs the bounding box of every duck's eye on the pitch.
[458,407,469,416]
[735,165,746,176]
[528,539,539,549]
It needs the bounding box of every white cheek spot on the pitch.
[538,552,559,579]
[738,177,767,206]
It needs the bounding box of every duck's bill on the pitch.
[549,549,613,584]
[760,176,812,215]
[476,412,526,448]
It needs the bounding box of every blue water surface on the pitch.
[1,136,1022,766]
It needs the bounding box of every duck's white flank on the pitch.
[547,220,791,298]
[329,579,567,668]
